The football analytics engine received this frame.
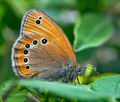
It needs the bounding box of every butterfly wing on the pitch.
[12,9,76,80]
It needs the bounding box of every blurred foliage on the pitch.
[1,75,120,102]
[74,13,114,52]
[0,0,120,101]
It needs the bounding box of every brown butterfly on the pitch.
[11,9,85,82]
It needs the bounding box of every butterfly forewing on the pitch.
[12,9,76,80]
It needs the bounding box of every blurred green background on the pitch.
[0,0,120,83]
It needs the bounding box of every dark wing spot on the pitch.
[36,20,40,24]
[33,40,38,45]
[25,44,30,48]
[41,38,47,44]
[26,66,30,69]
[24,50,28,55]
[39,17,42,19]
[24,58,28,63]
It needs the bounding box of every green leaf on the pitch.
[0,80,35,102]
[74,13,114,52]
[1,76,120,101]
[19,80,101,100]
[90,75,120,98]
[0,81,14,96]
[19,75,120,101]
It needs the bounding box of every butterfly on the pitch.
[11,9,86,82]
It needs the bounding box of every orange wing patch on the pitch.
[22,9,76,66]
[13,35,38,77]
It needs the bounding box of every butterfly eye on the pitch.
[26,66,30,69]
[36,20,40,24]
[24,50,28,55]
[25,44,30,48]
[33,40,38,45]
[41,38,48,44]
[24,58,28,63]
